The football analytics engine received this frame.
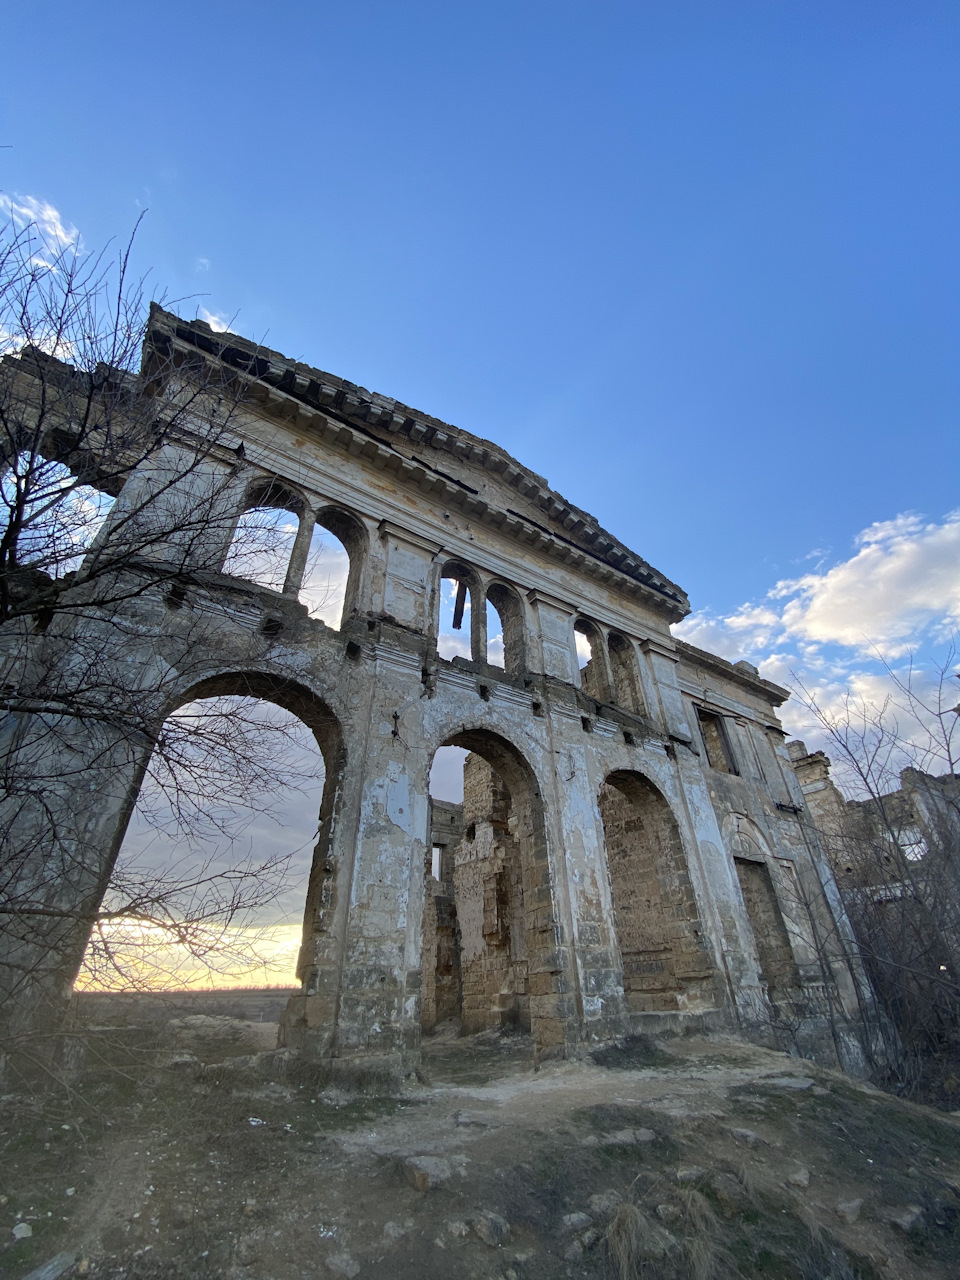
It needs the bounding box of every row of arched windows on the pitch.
[220,478,365,630]
[220,475,649,718]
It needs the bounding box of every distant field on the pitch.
[73,986,298,1025]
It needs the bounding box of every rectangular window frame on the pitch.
[696,706,739,775]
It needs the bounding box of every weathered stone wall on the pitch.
[0,308,874,1077]
[453,755,529,1034]
[598,775,713,1012]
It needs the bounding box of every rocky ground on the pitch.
[2,1016,959,1280]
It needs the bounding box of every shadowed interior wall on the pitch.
[454,754,529,1034]
[599,771,715,1013]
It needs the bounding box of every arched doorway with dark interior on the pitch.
[424,731,569,1064]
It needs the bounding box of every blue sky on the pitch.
[4,0,959,743]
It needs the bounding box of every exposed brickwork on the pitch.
[599,773,714,1013]
[454,755,530,1034]
[734,857,800,1003]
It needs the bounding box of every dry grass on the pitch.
[605,1201,678,1279]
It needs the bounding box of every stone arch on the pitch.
[172,671,346,989]
[313,504,367,625]
[486,579,526,673]
[424,726,572,1054]
[608,630,645,715]
[722,813,801,1007]
[598,769,715,1013]
[575,616,612,701]
[436,557,485,662]
[80,670,348,1005]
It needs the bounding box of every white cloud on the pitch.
[674,510,960,773]
[676,510,960,665]
[0,192,80,257]
[774,512,960,657]
[198,306,230,332]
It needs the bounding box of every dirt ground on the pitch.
[2,1016,959,1280]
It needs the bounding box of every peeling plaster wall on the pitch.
[0,311,873,1075]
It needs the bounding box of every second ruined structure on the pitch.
[0,308,874,1075]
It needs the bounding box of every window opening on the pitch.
[486,597,505,668]
[486,582,525,672]
[223,505,299,592]
[575,618,610,701]
[608,631,644,715]
[1,450,115,581]
[438,569,473,660]
[697,708,738,774]
[300,523,351,628]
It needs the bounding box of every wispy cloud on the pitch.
[198,306,230,333]
[0,192,80,259]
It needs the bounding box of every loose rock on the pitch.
[13,1223,33,1240]
[709,1171,751,1217]
[730,1127,760,1147]
[835,1198,863,1224]
[786,1168,811,1189]
[470,1211,511,1247]
[403,1155,452,1191]
[601,1126,656,1146]
[587,1189,623,1218]
[325,1252,360,1277]
[561,1212,593,1232]
[888,1204,924,1232]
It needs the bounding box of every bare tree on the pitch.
[792,647,960,1105]
[0,211,322,1054]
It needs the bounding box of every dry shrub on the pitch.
[677,1189,727,1280]
[605,1201,677,1279]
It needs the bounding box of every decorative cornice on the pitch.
[145,306,690,623]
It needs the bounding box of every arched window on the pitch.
[1,449,115,581]
[608,631,644,714]
[222,479,304,593]
[298,507,366,630]
[486,581,526,673]
[574,617,611,701]
[437,560,482,662]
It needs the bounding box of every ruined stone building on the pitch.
[0,308,873,1076]
[791,743,960,1051]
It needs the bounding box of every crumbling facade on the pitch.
[0,309,871,1076]
[790,743,960,1050]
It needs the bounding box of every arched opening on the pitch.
[76,673,343,1002]
[298,507,365,629]
[575,616,611,701]
[733,855,801,1008]
[222,479,303,593]
[437,560,481,661]
[599,770,715,1013]
[424,731,567,1052]
[608,631,645,715]
[0,448,116,584]
[486,581,526,672]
